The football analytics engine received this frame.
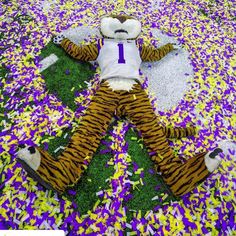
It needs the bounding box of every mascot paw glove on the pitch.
[172,43,183,50]
[53,34,65,45]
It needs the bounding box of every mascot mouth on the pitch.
[115,29,128,34]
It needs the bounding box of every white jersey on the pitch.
[97,39,142,81]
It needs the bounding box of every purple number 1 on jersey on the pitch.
[117,43,126,64]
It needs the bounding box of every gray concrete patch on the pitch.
[41,0,58,12]
[141,29,193,111]
[217,140,236,159]
[151,0,162,11]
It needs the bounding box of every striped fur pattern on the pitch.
[60,38,174,62]
[138,43,174,62]
[35,82,210,196]
[60,38,99,61]
[163,126,196,139]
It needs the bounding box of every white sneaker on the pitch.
[204,148,223,173]
[17,145,41,171]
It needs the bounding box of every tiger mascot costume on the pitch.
[17,14,223,197]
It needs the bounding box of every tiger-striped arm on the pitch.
[162,126,197,139]
[138,43,174,62]
[60,38,99,61]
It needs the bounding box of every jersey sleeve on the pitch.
[60,38,99,61]
[137,42,174,62]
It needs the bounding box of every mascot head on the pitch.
[100,14,141,40]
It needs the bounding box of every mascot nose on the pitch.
[117,16,127,23]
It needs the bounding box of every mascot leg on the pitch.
[123,84,222,196]
[17,83,118,194]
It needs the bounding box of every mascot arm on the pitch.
[139,43,174,62]
[60,38,99,61]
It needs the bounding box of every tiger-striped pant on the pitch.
[35,81,210,196]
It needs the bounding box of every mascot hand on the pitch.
[53,34,65,45]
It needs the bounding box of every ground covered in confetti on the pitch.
[0,0,236,235]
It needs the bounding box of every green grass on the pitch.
[0,66,12,195]
[68,136,114,214]
[43,125,178,217]
[40,41,95,111]
[40,128,73,158]
[0,67,10,128]
[124,128,177,221]
[42,124,178,216]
